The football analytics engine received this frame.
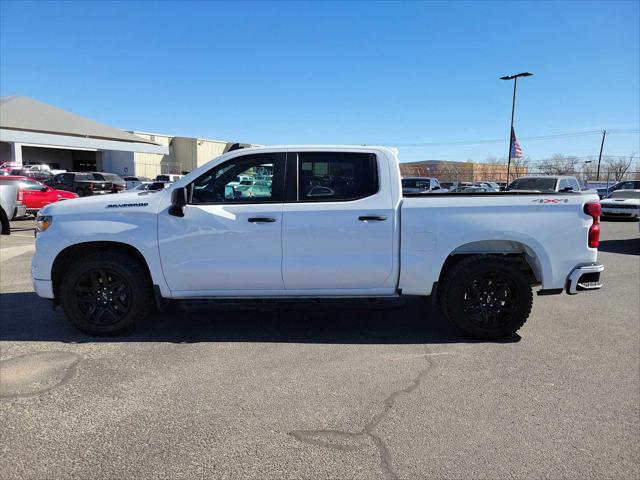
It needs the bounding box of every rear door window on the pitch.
[296,152,378,202]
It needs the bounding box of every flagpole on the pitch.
[500,72,533,186]
[506,77,517,185]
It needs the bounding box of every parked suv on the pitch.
[46,172,113,197]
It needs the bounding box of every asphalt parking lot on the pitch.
[1,217,638,479]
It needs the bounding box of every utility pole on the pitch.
[596,129,606,181]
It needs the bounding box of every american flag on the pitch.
[511,127,522,158]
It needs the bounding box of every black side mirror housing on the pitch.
[169,187,187,217]
[40,186,48,192]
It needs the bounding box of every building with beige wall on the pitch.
[400,160,526,183]
[0,96,167,172]
[102,132,250,178]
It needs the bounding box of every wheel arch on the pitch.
[51,241,153,299]
[436,239,550,293]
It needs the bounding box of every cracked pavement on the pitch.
[1,218,639,479]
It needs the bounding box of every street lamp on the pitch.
[500,72,534,184]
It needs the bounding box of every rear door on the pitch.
[281,151,396,291]
[158,152,286,293]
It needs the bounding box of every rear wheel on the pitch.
[76,189,85,197]
[440,255,533,339]
[60,251,154,335]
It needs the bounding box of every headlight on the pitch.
[35,215,53,233]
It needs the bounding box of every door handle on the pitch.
[248,217,276,223]
[359,215,387,221]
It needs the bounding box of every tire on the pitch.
[76,189,85,197]
[0,207,10,235]
[60,250,154,335]
[440,255,533,339]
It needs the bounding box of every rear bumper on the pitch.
[13,204,27,219]
[566,264,604,294]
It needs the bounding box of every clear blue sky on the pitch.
[1,0,638,163]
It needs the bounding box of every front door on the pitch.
[281,151,396,291]
[158,152,286,294]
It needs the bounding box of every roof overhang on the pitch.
[0,128,168,155]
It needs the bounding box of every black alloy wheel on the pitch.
[462,272,520,328]
[72,268,132,327]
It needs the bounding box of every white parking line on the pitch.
[0,245,35,263]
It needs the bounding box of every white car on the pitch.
[123,176,152,190]
[32,145,603,339]
[600,189,640,219]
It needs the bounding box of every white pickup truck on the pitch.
[32,146,604,338]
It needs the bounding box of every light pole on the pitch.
[500,72,534,184]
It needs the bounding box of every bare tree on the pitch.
[536,154,580,175]
[580,161,595,181]
[604,155,635,181]
[511,155,530,179]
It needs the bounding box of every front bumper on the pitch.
[566,264,604,295]
[33,278,54,299]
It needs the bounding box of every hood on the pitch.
[41,189,168,216]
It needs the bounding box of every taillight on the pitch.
[17,189,23,201]
[584,202,601,248]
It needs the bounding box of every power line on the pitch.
[380,128,639,147]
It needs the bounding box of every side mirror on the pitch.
[40,186,48,192]
[169,187,187,217]
[432,186,440,190]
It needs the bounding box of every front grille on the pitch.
[602,211,633,217]
[602,204,638,210]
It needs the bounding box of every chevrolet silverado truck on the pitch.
[32,146,604,338]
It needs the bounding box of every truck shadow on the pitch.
[598,238,640,256]
[0,292,520,345]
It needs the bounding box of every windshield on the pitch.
[508,177,558,192]
[101,173,122,182]
[76,173,98,181]
[609,190,640,199]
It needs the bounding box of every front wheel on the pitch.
[440,255,533,339]
[60,251,154,335]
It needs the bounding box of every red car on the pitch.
[0,176,77,215]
